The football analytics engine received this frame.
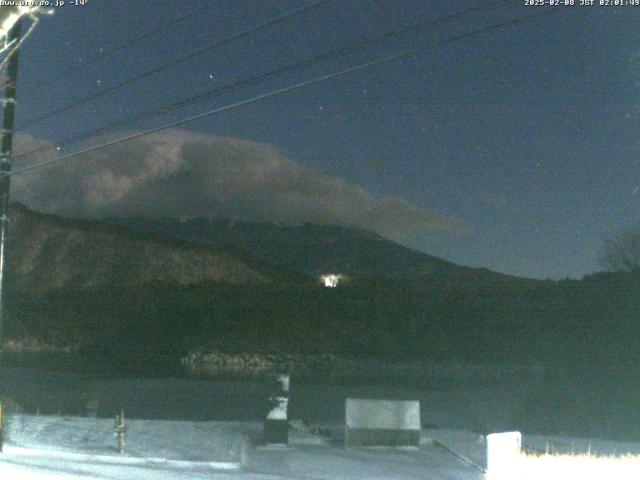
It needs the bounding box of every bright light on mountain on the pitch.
[320,274,344,288]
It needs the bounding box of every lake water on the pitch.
[1,359,639,444]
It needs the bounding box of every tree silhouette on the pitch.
[600,227,640,273]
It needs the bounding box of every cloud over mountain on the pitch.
[11,130,458,239]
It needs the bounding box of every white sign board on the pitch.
[346,399,420,429]
[345,399,420,447]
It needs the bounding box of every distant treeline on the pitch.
[5,272,640,373]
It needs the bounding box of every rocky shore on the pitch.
[181,350,544,385]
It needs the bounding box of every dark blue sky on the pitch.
[10,0,640,279]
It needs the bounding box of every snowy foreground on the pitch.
[1,415,639,479]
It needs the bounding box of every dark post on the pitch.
[0,18,22,453]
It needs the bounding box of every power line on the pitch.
[0,4,215,91]
[16,0,333,130]
[14,0,515,162]
[6,8,563,179]
[0,13,43,90]
[34,2,219,86]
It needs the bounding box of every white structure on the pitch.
[0,6,49,64]
[263,374,289,444]
[0,6,40,39]
[266,374,289,421]
[320,273,345,287]
[486,431,522,478]
[345,398,421,447]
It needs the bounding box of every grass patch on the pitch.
[487,451,640,479]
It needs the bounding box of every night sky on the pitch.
[8,0,640,279]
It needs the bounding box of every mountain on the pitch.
[5,204,305,292]
[106,216,524,284]
[5,206,639,378]
[1,202,531,295]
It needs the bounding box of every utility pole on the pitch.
[0,18,22,453]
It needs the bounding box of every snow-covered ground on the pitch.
[2,366,640,478]
[1,414,639,479]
